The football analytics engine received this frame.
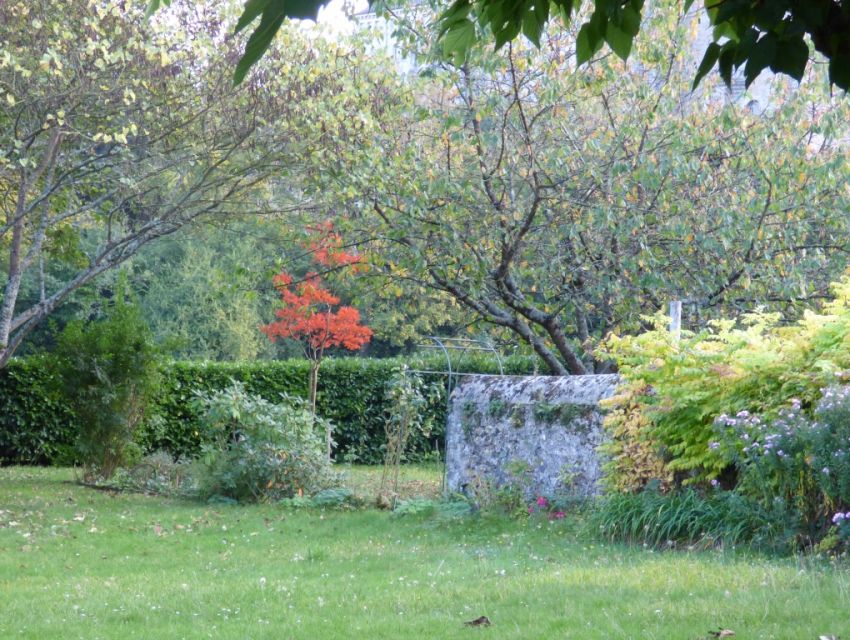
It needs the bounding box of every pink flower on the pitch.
[536,496,549,508]
[548,511,566,521]
[527,505,535,514]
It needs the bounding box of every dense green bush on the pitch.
[0,353,536,465]
[192,382,334,502]
[53,288,161,480]
[0,356,76,465]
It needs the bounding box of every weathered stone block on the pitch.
[445,374,619,498]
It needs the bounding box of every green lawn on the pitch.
[1,467,847,639]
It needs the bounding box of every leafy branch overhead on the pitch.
[148,0,850,91]
[439,0,850,90]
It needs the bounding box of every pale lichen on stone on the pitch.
[445,375,619,499]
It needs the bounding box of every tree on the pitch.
[261,229,373,457]
[164,0,850,91]
[0,0,396,366]
[53,274,160,481]
[319,10,850,374]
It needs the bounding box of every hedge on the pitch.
[0,354,538,466]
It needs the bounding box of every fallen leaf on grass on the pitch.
[464,616,491,627]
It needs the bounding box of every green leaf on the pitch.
[521,0,550,47]
[145,0,170,18]
[718,45,736,88]
[769,36,809,82]
[828,53,850,91]
[233,0,288,85]
[606,22,633,60]
[234,0,272,34]
[552,0,576,21]
[620,5,641,36]
[744,34,776,87]
[441,18,477,64]
[495,21,521,48]
[233,0,326,84]
[576,22,603,65]
[692,42,721,89]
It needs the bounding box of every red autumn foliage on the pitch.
[261,271,372,357]
[305,221,364,270]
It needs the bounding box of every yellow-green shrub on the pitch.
[599,382,672,493]
[602,275,850,486]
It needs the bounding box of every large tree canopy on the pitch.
[304,7,850,374]
[0,0,399,366]
[155,0,850,90]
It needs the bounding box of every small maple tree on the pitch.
[261,224,372,459]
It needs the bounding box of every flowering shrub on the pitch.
[714,403,820,527]
[602,275,850,484]
[808,386,850,507]
[714,385,850,538]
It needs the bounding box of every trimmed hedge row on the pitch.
[1,354,538,465]
[0,356,76,465]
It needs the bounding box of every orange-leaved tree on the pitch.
[262,227,372,459]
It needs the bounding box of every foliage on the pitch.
[262,271,373,362]
[598,381,672,493]
[52,282,160,480]
[0,2,398,366]
[591,487,798,553]
[176,0,850,91]
[603,276,850,483]
[129,222,293,362]
[109,450,195,497]
[262,224,372,457]
[715,386,850,541]
[0,355,75,465]
[191,382,334,502]
[435,0,850,90]
[326,7,850,375]
[0,353,535,465]
[379,366,440,506]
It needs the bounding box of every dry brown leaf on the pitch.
[464,616,491,627]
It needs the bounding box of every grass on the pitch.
[337,462,443,504]
[1,467,849,639]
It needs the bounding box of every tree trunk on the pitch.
[308,360,332,461]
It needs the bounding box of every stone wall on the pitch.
[445,374,619,499]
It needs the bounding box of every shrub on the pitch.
[0,356,76,465]
[602,275,850,485]
[714,385,850,540]
[598,381,672,493]
[52,285,160,480]
[110,451,195,497]
[0,353,537,465]
[192,382,334,502]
